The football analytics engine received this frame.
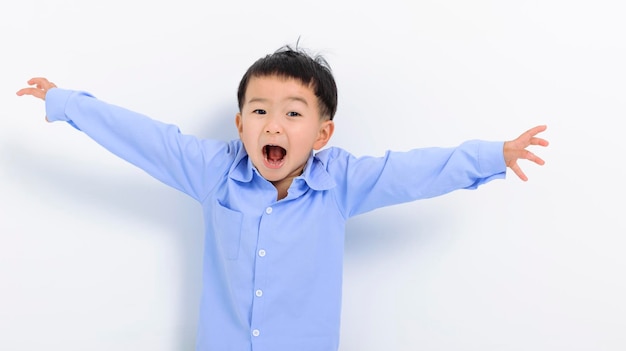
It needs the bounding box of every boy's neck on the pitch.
[271,178,293,201]
[269,163,307,201]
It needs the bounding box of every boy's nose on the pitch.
[264,116,283,134]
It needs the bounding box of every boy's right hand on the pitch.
[16,77,57,101]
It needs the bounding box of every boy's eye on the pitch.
[287,111,301,117]
[253,109,267,115]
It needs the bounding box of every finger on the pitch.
[37,80,56,90]
[512,125,548,149]
[25,77,56,93]
[17,87,43,97]
[510,162,528,182]
[524,125,547,138]
[530,136,550,147]
[16,87,46,99]
[522,149,546,166]
[27,77,51,86]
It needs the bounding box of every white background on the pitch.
[1,1,625,350]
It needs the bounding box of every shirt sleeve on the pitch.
[326,140,507,218]
[45,88,233,202]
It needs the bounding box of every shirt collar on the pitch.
[298,151,336,191]
[229,141,254,183]
[228,143,335,191]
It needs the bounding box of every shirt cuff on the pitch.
[479,140,507,177]
[45,88,82,130]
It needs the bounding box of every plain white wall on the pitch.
[1,0,625,350]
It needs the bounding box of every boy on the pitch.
[17,46,548,351]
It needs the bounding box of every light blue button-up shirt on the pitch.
[45,88,506,351]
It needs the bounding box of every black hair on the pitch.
[237,45,338,120]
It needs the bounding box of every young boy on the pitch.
[17,46,548,351]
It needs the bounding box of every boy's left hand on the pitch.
[504,125,549,181]
[16,77,57,100]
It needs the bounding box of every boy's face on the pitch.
[236,75,334,184]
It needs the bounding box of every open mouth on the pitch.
[263,144,287,168]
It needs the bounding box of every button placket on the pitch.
[257,207,270,301]
[251,203,275,343]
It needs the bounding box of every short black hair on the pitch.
[237,45,338,120]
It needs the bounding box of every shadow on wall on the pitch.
[195,102,240,141]
[344,203,450,263]
[2,139,204,349]
[1,102,242,349]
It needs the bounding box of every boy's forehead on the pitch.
[245,75,317,102]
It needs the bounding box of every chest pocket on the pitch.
[213,201,243,260]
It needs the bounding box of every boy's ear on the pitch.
[235,113,243,137]
[313,120,335,150]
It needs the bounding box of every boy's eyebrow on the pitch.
[247,96,310,106]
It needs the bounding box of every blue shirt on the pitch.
[46,88,506,351]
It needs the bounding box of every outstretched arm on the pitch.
[16,77,234,202]
[503,125,549,181]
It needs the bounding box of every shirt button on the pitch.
[258,249,266,257]
[252,329,260,337]
[255,289,263,297]
[265,207,273,214]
